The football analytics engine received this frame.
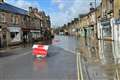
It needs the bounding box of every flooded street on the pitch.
[0,35,120,80]
[0,35,78,80]
[52,35,78,53]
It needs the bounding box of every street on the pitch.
[0,35,78,80]
[1,0,120,80]
[0,35,120,80]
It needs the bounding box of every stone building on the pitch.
[97,0,113,40]
[0,0,51,48]
[0,0,28,47]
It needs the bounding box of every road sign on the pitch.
[32,44,49,58]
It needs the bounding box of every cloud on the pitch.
[52,0,65,11]
[51,0,101,27]
[52,0,62,4]
[49,11,72,27]
[5,0,39,10]
[5,0,101,27]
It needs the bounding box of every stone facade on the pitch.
[114,0,120,19]
[63,0,116,41]
[112,0,120,41]
[0,1,51,48]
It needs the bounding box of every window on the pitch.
[12,15,16,24]
[16,17,19,24]
[0,13,6,22]
[108,0,113,10]
[119,9,120,17]
[10,32,18,39]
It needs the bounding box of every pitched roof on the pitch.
[0,2,28,15]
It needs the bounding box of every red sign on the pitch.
[32,45,49,57]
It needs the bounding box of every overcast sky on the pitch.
[5,0,101,27]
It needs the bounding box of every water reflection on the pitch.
[52,35,78,53]
[33,58,47,71]
[80,37,120,80]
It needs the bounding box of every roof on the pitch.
[0,2,28,15]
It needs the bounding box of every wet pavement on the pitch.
[0,35,78,80]
[79,37,120,80]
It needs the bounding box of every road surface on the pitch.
[0,35,78,80]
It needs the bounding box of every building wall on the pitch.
[0,5,51,47]
[114,0,120,19]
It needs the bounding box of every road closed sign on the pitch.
[32,44,49,58]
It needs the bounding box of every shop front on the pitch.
[98,20,112,40]
[22,28,42,43]
[7,27,22,45]
[112,19,120,41]
[22,28,31,43]
[30,30,41,41]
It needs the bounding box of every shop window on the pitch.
[3,34,6,39]
[10,32,18,39]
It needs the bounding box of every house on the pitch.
[0,0,51,48]
[97,0,113,40]
[0,0,28,47]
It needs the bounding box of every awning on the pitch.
[30,30,41,33]
[7,27,21,32]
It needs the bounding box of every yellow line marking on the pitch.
[77,53,80,80]
[78,53,84,80]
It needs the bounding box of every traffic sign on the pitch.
[32,44,49,58]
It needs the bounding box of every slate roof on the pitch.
[0,2,28,15]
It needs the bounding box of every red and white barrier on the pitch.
[32,44,49,58]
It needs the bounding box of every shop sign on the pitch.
[30,30,41,33]
[7,27,21,32]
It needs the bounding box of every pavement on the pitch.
[79,37,120,80]
[0,44,32,57]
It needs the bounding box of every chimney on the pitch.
[29,7,32,12]
[34,8,38,13]
[0,0,4,3]
[90,2,95,12]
